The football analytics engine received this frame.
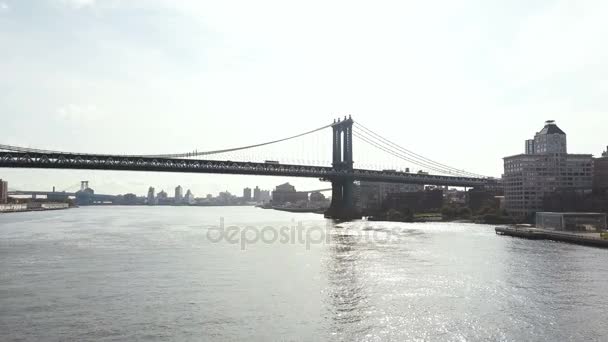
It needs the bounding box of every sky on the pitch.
[1,0,607,196]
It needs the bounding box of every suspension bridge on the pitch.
[0,116,495,219]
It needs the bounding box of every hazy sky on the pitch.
[1,0,607,196]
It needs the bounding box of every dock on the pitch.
[495,226,608,248]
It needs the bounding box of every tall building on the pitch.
[503,121,593,218]
[147,187,156,205]
[0,179,8,204]
[524,120,568,154]
[243,187,252,201]
[253,186,261,201]
[175,185,183,204]
[594,146,608,195]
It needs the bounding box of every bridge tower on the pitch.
[326,115,360,220]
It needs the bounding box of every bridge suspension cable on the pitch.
[353,131,471,176]
[353,122,487,178]
[0,123,332,159]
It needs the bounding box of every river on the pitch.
[1,206,607,341]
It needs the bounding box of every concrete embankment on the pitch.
[495,226,608,248]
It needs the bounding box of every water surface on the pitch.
[1,206,607,341]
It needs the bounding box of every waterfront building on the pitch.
[271,182,308,205]
[157,190,168,199]
[0,179,7,204]
[147,187,156,205]
[358,180,424,212]
[536,212,607,231]
[175,185,183,204]
[243,187,252,201]
[383,189,444,213]
[503,121,593,218]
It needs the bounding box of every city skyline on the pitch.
[1,0,607,194]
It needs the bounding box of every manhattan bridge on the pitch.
[0,116,496,219]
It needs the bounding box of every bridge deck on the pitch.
[0,151,490,187]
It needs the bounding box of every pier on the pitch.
[495,226,608,248]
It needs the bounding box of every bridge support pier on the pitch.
[325,116,361,220]
[326,178,359,220]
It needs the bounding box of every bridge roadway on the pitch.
[0,151,491,188]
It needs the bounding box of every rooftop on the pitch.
[538,120,566,135]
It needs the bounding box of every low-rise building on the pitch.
[382,189,444,213]
[271,182,308,205]
[359,180,424,212]
[536,212,607,231]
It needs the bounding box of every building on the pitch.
[243,187,252,201]
[184,189,195,205]
[0,179,7,204]
[536,212,607,232]
[358,180,424,212]
[503,121,593,218]
[271,182,308,205]
[594,146,608,195]
[74,181,95,205]
[253,186,261,201]
[525,120,568,154]
[382,189,444,213]
[259,190,271,203]
[147,187,156,205]
[175,185,184,204]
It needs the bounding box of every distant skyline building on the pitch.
[0,179,7,204]
[259,190,271,203]
[253,186,261,201]
[243,187,252,201]
[184,189,195,205]
[503,120,593,217]
[147,186,156,205]
[175,185,183,204]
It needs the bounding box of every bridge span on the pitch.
[0,151,489,188]
[0,116,494,219]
